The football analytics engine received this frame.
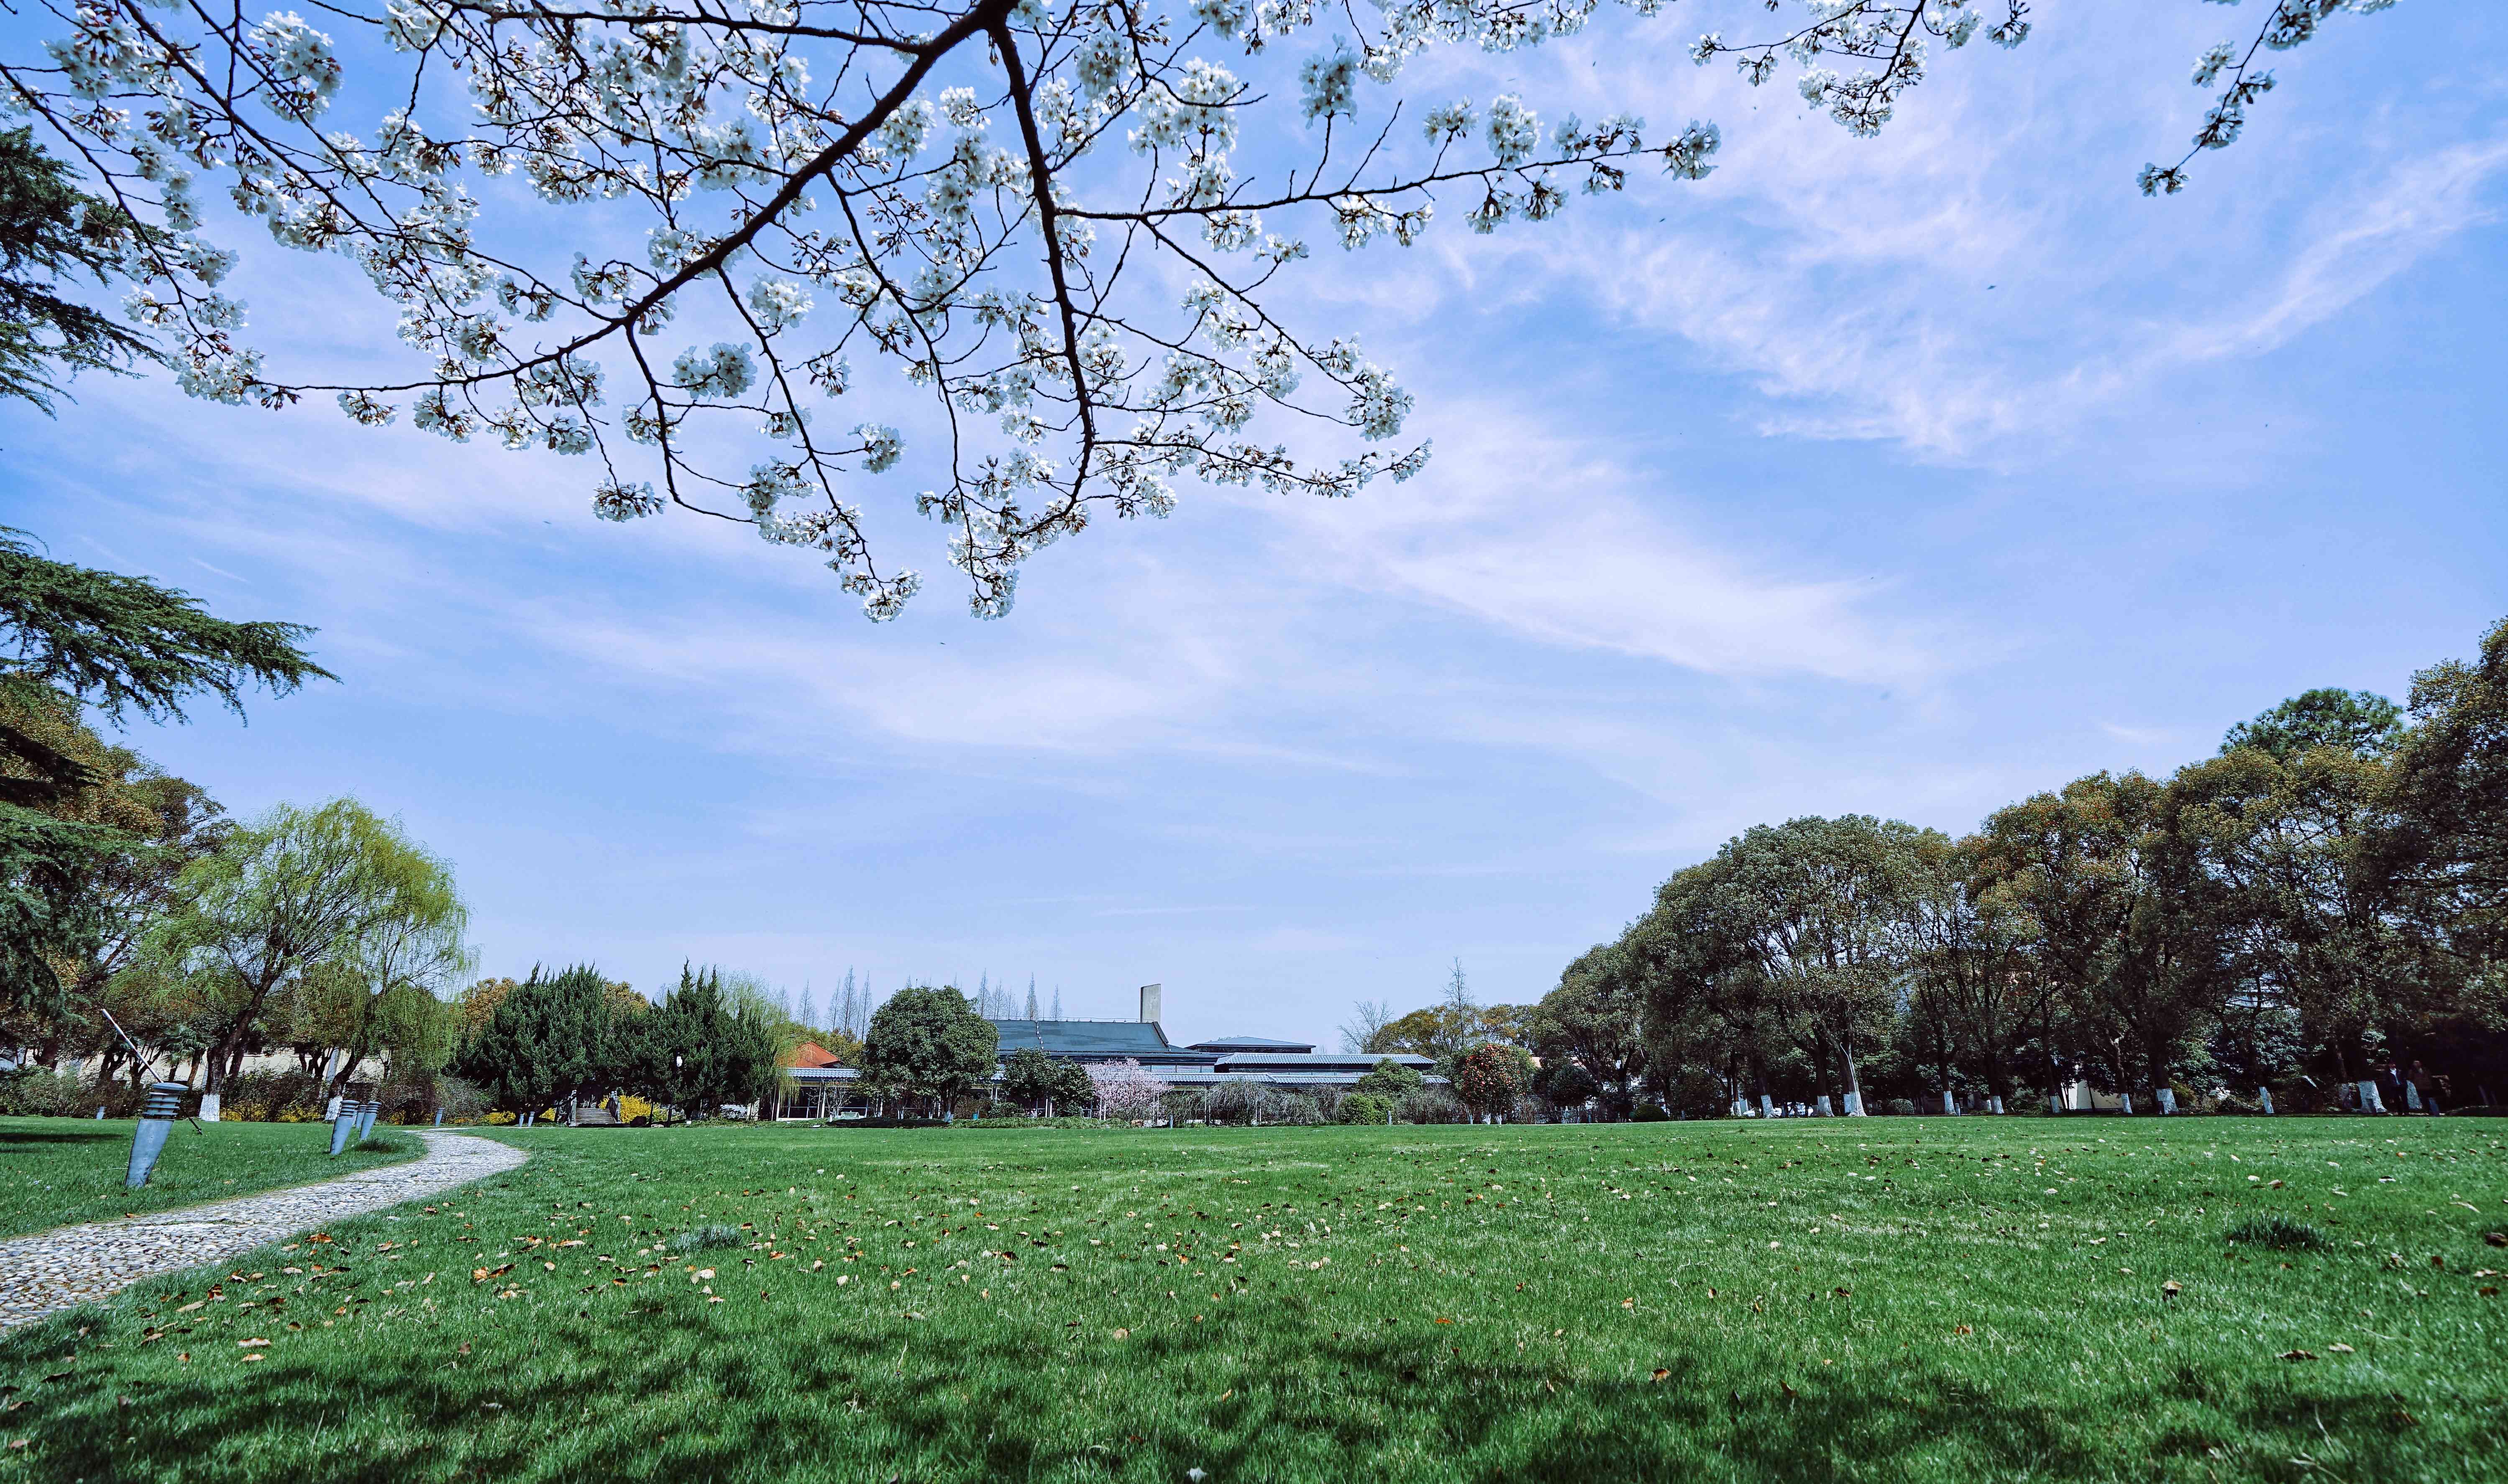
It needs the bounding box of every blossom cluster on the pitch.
[1,0,2063,618]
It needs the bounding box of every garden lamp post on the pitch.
[328,1095,361,1156]
[125,1082,191,1189]
[356,1095,381,1141]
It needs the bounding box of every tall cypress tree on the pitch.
[451,965,616,1118]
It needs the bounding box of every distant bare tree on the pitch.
[1338,996,1392,1054]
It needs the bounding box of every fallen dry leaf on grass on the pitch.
[1650,1369,1671,1382]
[2280,1349,2317,1361]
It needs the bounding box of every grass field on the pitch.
[1,1116,2503,1482]
[0,1117,418,1243]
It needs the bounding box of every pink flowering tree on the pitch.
[1086,1059,1169,1121]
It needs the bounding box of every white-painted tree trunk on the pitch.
[1815,1094,1834,1116]
[1843,1090,1864,1116]
[2119,1093,2133,1116]
[2404,1080,2423,1111]
[198,1092,221,1122]
[2357,1080,2384,1113]
[325,1095,343,1120]
[2258,1087,2275,1115]
[1758,1093,1774,1119]
[1988,1096,2004,1115]
[2155,1086,2178,1115]
[1942,1090,1957,1115]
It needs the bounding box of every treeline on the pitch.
[449,965,788,1122]
[0,520,494,1110]
[1523,617,2508,1119]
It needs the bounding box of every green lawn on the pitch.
[2,1116,2503,1482]
[0,1116,418,1243]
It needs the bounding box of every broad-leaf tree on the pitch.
[861,981,997,1115]
[1530,943,1651,1118]
[146,796,460,1093]
[1974,773,2225,1111]
[1709,814,1939,1116]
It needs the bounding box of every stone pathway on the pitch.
[0,1131,527,1331]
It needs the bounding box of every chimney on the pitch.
[1138,983,1162,1025]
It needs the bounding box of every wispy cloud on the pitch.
[1263,401,1952,685]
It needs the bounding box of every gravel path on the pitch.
[0,1131,527,1331]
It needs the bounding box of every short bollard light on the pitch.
[357,1099,381,1141]
[329,1100,360,1156]
[125,1082,189,1189]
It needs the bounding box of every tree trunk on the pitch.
[1839,1034,1866,1116]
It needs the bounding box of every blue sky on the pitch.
[4,2,2503,1047]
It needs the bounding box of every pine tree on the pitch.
[1025,975,1039,1021]
[0,128,162,413]
[2,526,330,1015]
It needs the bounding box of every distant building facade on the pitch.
[766,981,1433,1119]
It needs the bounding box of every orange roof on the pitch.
[786,1041,842,1069]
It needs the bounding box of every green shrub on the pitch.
[1339,1093,1392,1125]
[219,1070,322,1123]
[0,1070,98,1117]
[1630,1103,1670,1122]
[1395,1087,1465,1124]
[2224,1214,2327,1251]
[1885,1098,1917,1116]
[1665,1069,1728,1120]
[1354,1059,1426,1099]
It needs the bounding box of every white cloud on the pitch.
[2166,137,2508,362]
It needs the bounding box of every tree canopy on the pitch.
[1538,612,2508,1119]
[862,983,1000,1115]
[2221,687,2404,762]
